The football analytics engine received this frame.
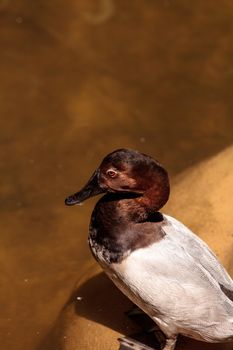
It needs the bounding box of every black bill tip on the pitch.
[65,195,80,206]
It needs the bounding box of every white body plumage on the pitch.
[94,215,233,343]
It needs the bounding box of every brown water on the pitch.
[0,1,233,349]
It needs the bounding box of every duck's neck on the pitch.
[140,179,170,219]
[89,186,168,263]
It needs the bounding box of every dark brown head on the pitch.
[65,149,170,212]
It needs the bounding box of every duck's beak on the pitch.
[65,170,105,206]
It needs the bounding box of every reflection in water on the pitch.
[0,1,233,349]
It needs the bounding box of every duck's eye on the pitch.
[106,169,118,178]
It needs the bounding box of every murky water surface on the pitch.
[0,1,233,349]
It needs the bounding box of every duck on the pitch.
[65,148,233,350]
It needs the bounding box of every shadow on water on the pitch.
[37,272,233,350]
[0,0,233,349]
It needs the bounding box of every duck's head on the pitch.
[65,149,170,211]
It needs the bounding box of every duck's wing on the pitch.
[163,214,233,300]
